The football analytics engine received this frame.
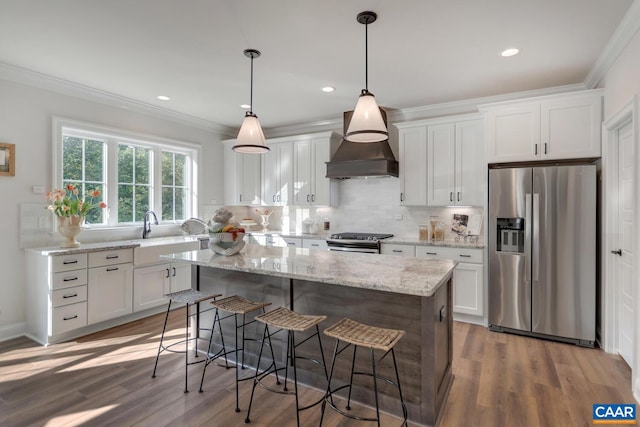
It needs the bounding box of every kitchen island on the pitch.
[164,244,456,427]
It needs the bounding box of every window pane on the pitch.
[175,187,186,220]
[63,136,82,181]
[174,153,186,187]
[85,139,104,182]
[135,185,150,222]
[135,148,150,185]
[84,183,105,225]
[162,151,173,186]
[118,145,134,184]
[162,187,173,220]
[118,184,133,223]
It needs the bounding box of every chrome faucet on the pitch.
[142,211,159,239]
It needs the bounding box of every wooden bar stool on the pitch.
[244,307,328,426]
[151,288,222,393]
[199,295,273,413]
[320,317,408,427]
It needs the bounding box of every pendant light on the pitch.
[233,49,270,153]
[344,11,388,143]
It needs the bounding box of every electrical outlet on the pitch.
[33,185,45,194]
[394,214,403,220]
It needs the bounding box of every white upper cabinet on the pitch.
[427,119,484,206]
[396,114,484,207]
[262,141,293,205]
[223,140,262,205]
[397,125,428,206]
[482,89,602,163]
[293,133,336,206]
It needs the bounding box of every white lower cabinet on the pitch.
[133,262,192,312]
[415,246,484,322]
[88,250,134,324]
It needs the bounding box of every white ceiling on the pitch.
[0,1,634,131]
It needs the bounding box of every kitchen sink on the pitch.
[133,235,204,266]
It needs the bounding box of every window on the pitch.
[53,118,199,228]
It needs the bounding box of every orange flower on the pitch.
[99,202,107,209]
[66,184,74,191]
[90,189,101,197]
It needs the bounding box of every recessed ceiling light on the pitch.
[501,48,519,57]
[157,95,171,101]
[240,104,251,109]
[322,86,335,93]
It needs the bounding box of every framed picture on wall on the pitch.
[0,142,15,176]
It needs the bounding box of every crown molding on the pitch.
[0,61,235,136]
[265,83,587,138]
[585,0,640,88]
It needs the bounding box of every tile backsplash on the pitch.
[204,178,485,242]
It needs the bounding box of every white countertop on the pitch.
[163,244,456,298]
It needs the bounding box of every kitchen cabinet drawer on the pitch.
[381,244,416,257]
[415,246,483,263]
[52,253,88,273]
[51,302,88,335]
[52,285,88,308]
[52,269,88,290]
[303,239,328,250]
[89,248,134,267]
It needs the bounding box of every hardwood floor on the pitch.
[0,313,635,426]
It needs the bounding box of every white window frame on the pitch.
[53,117,200,228]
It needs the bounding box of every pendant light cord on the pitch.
[364,19,369,92]
[249,54,254,114]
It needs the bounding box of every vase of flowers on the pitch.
[46,184,107,247]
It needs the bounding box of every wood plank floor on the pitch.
[0,312,635,426]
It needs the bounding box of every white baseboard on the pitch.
[0,321,26,342]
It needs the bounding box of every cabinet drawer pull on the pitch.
[63,276,78,282]
[310,244,319,247]
[106,255,119,259]
[106,267,119,272]
[426,252,437,255]
[63,315,78,321]
[400,192,404,202]
[449,192,453,202]
[166,268,170,278]
[172,267,176,277]
[62,293,78,299]
[459,254,472,258]
[392,249,403,253]
[287,242,296,246]
[63,260,78,265]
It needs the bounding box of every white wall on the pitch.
[599,26,640,401]
[0,78,225,340]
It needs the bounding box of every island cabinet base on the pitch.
[197,267,453,427]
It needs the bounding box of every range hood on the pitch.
[326,110,399,179]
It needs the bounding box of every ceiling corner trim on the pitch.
[584,0,640,89]
[0,61,233,135]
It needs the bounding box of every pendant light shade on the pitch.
[345,11,388,143]
[233,49,270,154]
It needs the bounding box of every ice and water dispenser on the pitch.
[496,218,525,253]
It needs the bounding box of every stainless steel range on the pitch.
[326,232,394,254]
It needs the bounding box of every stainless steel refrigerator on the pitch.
[488,164,596,346]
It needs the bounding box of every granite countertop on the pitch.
[163,244,456,298]
[24,235,207,256]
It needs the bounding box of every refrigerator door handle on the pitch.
[532,192,540,282]
[525,193,532,280]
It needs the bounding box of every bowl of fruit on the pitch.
[208,225,246,249]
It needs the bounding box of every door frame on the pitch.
[602,95,638,395]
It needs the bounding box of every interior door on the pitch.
[617,121,634,365]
